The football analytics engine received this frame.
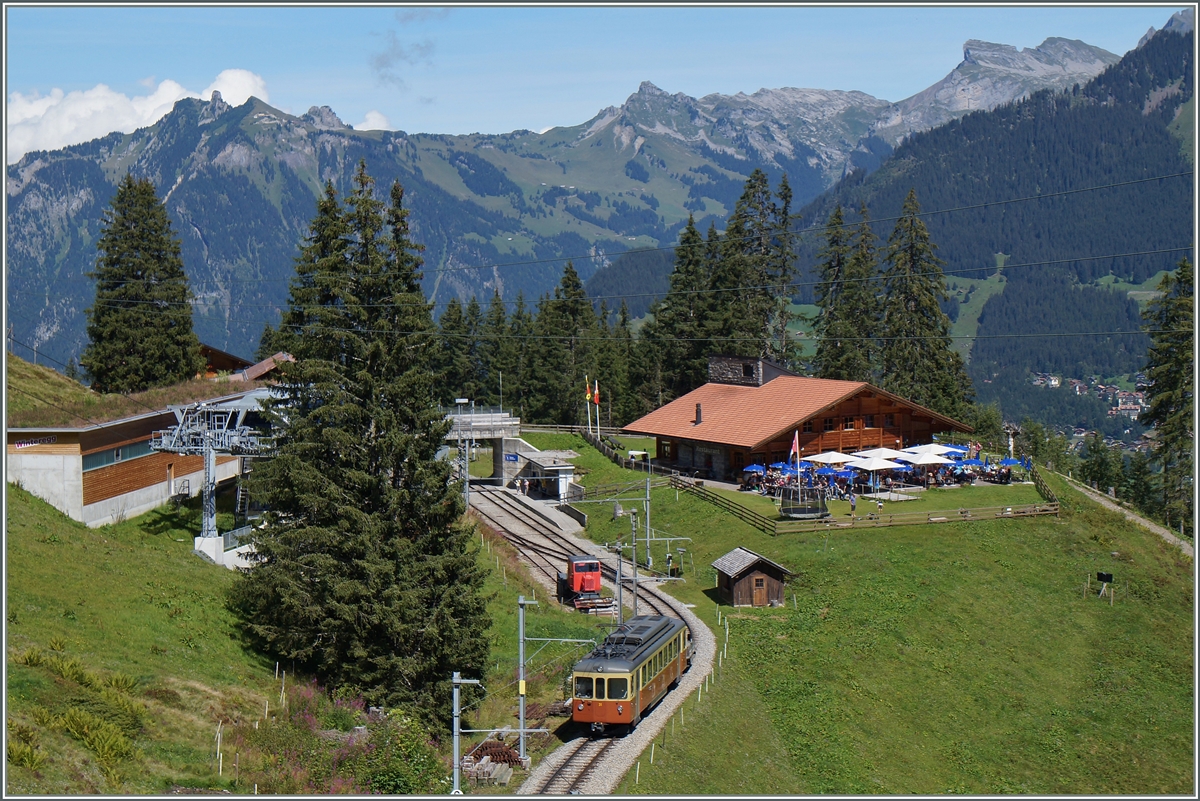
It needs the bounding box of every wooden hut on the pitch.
[711,547,793,607]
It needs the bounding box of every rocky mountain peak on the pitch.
[198,90,231,125]
[1138,7,1194,48]
[637,81,667,96]
[302,105,349,130]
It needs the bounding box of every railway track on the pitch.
[525,736,616,794]
[471,486,713,794]
[469,487,674,617]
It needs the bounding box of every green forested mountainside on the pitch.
[583,247,675,319]
[785,29,1192,434]
[970,272,1149,378]
[793,28,1193,300]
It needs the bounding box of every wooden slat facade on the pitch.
[82,452,236,506]
[7,432,81,456]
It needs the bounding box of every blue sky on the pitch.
[5,4,1185,163]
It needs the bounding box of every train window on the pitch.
[595,678,606,700]
[576,562,599,572]
[575,676,593,699]
[607,678,627,699]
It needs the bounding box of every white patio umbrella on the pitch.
[852,447,910,460]
[845,456,907,493]
[902,443,960,456]
[897,451,955,488]
[801,451,858,464]
[896,452,955,466]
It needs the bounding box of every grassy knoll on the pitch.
[4,477,604,794]
[5,484,277,793]
[578,464,1193,794]
[520,431,654,487]
[6,353,271,429]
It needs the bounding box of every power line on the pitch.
[39,170,1193,291]
[80,246,1193,314]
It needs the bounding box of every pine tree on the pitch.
[269,180,350,361]
[709,170,796,360]
[229,161,489,733]
[463,295,486,403]
[478,290,513,408]
[527,263,598,424]
[1140,257,1194,529]
[812,204,878,381]
[877,189,973,419]
[81,173,203,392]
[437,298,473,404]
[507,293,534,418]
[650,215,715,397]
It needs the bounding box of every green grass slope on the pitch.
[571,468,1193,795]
[5,485,277,793]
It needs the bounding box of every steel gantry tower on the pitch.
[150,392,273,539]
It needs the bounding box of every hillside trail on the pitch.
[1059,474,1193,558]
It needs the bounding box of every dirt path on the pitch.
[1060,474,1193,558]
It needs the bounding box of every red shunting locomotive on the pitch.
[557,554,611,612]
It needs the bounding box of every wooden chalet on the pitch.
[623,355,973,481]
[711,547,792,607]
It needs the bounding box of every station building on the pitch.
[622,355,973,482]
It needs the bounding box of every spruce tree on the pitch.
[813,204,878,381]
[478,290,513,408]
[507,293,534,418]
[229,161,489,733]
[437,298,474,404]
[651,215,715,397]
[1140,257,1194,529]
[81,173,203,393]
[877,189,973,419]
[709,170,796,361]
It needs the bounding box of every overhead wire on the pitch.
[41,170,1193,293]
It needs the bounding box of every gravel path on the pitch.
[1061,474,1193,557]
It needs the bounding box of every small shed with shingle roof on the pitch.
[711,547,793,607]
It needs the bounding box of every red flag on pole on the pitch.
[593,379,600,405]
[790,430,800,457]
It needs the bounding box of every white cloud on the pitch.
[355,110,392,131]
[5,69,269,164]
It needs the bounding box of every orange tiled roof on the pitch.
[622,375,969,449]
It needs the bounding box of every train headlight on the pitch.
[577,702,584,712]
[616,704,624,715]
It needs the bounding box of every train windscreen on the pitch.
[574,676,593,698]
[606,678,627,699]
[575,562,599,572]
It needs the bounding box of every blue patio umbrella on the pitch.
[781,465,800,475]
[814,466,840,475]
[769,462,790,469]
[960,458,985,467]
[835,469,857,479]
[743,464,766,474]
[999,457,1021,467]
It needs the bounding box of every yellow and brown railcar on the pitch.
[570,615,692,735]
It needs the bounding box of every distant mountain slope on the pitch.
[2,33,1132,368]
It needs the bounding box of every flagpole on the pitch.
[585,375,591,435]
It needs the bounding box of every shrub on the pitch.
[29,706,57,728]
[12,646,44,667]
[46,654,88,684]
[59,707,134,765]
[104,672,139,693]
[7,739,47,772]
[48,636,67,652]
